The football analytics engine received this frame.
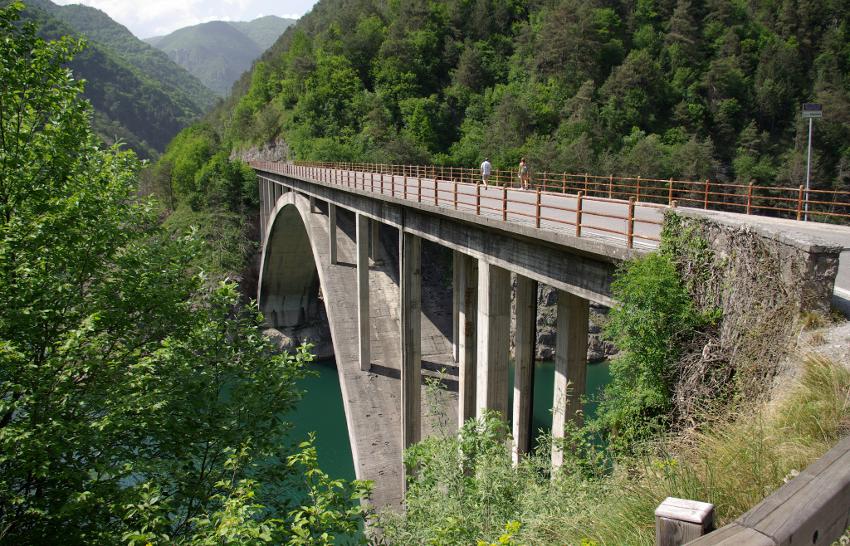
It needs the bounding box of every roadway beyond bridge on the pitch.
[252,161,850,510]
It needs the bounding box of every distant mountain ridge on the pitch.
[145,16,295,97]
[22,0,217,158]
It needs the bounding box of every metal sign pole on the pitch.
[805,116,812,222]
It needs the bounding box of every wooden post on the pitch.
[704,179,710,209]
[404,175,408,200]
[668,178,674,205]
[609,174,614,199]
[435,179,439,206]
[636,176,641,202]
[746,182,754,214]
[418,177,422,203]
[655,497,714,546]
[627,197,635,249]
[502,186,508,221]
[454,181,458,209]
[797,185,804,221]
[381,173,384,194]
[371,172,374,192]
[562,173,566,194]
[535,189,542,228]
[584,172,589,194]
[576,191,583,237]
[476,182,481,215]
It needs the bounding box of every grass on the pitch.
[519,354,850,545]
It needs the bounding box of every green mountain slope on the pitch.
[229,15,295,51]
[148,21,262,97]
[213,0,850,195]
[22,0,215,158]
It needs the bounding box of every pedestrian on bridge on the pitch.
[519,157,530,189]
[481,157,492,186]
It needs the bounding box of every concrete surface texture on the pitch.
[258,189,457,510]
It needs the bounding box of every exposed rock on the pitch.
[263,327,298,352]
[232,138,290,163]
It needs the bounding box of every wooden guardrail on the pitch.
[657,435,850,545]
[283,160,850,224]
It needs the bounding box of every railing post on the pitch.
[404,175,408,200]
[609,174,613,199]
[535,189,542,228]
[502,186,508,221]
[704,179,710,209]
[668,177,673,205]
[562,173,567,194]
[655,497,714,546]
[746,182,754,214]
[576,191,583,237]
[476,182,481,215]
[584,173,589,194]
[418,177,422,203]
[627,197,635,249]
[797,185,804,221]
[435,179,439,206]
[453,180,458,209]
[371,172,374,193]
[636,176,641,202]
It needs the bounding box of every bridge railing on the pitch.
[251,160,666,249]
[280,161,850,224]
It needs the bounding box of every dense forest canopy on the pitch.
[207,0,850,192]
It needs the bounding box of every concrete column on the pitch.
[328,203,338,266]
[452,251,461,363]
[356,213,370,371]
[457,253,477,428]
[400,231,422,449]
[475,261,511,421]
[309,194,316,213]
[259,179,266,239]
[370,219,380,262]
[513,275,538,464]
[551,290,589,471]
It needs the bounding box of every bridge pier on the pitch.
[513,275,538,463]
[370,219,380,263]
[552,290,589,471]
[309,194,316,213]
[356,213,370,371]
[476,261,511,421]
[401,231,422,451]
[328,203,337,265]
[455,252,478,428]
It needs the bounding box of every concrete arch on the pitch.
[258,193,321,328]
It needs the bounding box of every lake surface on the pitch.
[287,358,612,481]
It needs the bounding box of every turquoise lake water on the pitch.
[286,358,612,481]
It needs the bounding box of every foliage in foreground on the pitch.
[377,355,850,545]
[0,4,368,543]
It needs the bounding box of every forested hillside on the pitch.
[147,17,294,97]
[21,0,216,158]
[212,0,850,192]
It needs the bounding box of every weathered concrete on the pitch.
[476,261,511,420]
[513,275,537,464]
[371,219,380,262]
[255,169,628,305]
[258,189,457,509]
[552,290,589,470]
[401,232,422,450]
[456,252,477,428]
[356,214,370,372]
[328,203,337,265]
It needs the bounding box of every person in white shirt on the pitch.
[481,158,492,186]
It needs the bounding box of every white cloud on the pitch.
[53,0,315,38]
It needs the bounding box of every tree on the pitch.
[0,4,368,543]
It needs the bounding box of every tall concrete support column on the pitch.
[309,194,316,213]
[475,261,511,420]
[356,214,370,371]
[456,253,477,428]
[259,179,266,239]
[370,220,380,262]
[328,204,338,265]
[400,231,422,450]
[452,251,461,363]
[513,275,538,464]
[551,290,589,471]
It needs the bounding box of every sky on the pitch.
[53,0,319,39]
